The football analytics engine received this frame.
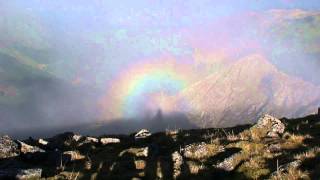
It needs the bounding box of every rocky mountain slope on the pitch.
[176,54,320,128]
[1,112,320,179]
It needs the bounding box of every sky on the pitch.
[0,0,320,137]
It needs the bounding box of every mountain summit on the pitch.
[178,54,320,127]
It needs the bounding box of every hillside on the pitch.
[176,54,320,127]
[1,112,320,179]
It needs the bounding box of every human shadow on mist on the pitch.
[11,110,198,139]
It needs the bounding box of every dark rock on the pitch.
[47,132,82,150]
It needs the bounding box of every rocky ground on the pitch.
[1,113,320,180]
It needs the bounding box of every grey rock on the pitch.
[0,135,19,159]
[135,129,151,139]
[172,151,183,179]
[0,168,42,179]
[100,138,120,145]
[17,140,45,154]
[254,114,285,138]
[214,153,241,171]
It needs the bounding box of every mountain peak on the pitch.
[228,54,278,78]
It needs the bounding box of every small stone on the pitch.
[63,151,85,161]
[72,134,82,142]
[38,139,48,145]
[135,147,148,157]
[134,160,146,170]
[86,137,99,143]
[135,129,151,139]
[84,160,92,170]
[100,138,120,145]
[16,168,42,180]
[214,153,241,171]
[267,144,281,153]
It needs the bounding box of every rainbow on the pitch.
[100,57,193,120]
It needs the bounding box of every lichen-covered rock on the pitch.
[183,142,224,159]
[252,114,285,138]
[172,151,183,179]
[0,168,42,179]
[100,138,120,145]
[183,142,209,159]
[214,153,242,171]
[135,129,151,139]
[0,135,19,159]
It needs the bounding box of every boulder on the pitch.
[252,114,285,138]
[0,135,19,159]
[100,138,120,145]
[0,168,42,179]
[135,129,151,139]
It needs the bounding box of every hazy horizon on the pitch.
[1,0,320,138]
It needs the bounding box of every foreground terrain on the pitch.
[1,112,320,179]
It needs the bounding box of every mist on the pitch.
[1,0,320,138]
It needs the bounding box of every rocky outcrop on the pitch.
[0,135,19,159]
